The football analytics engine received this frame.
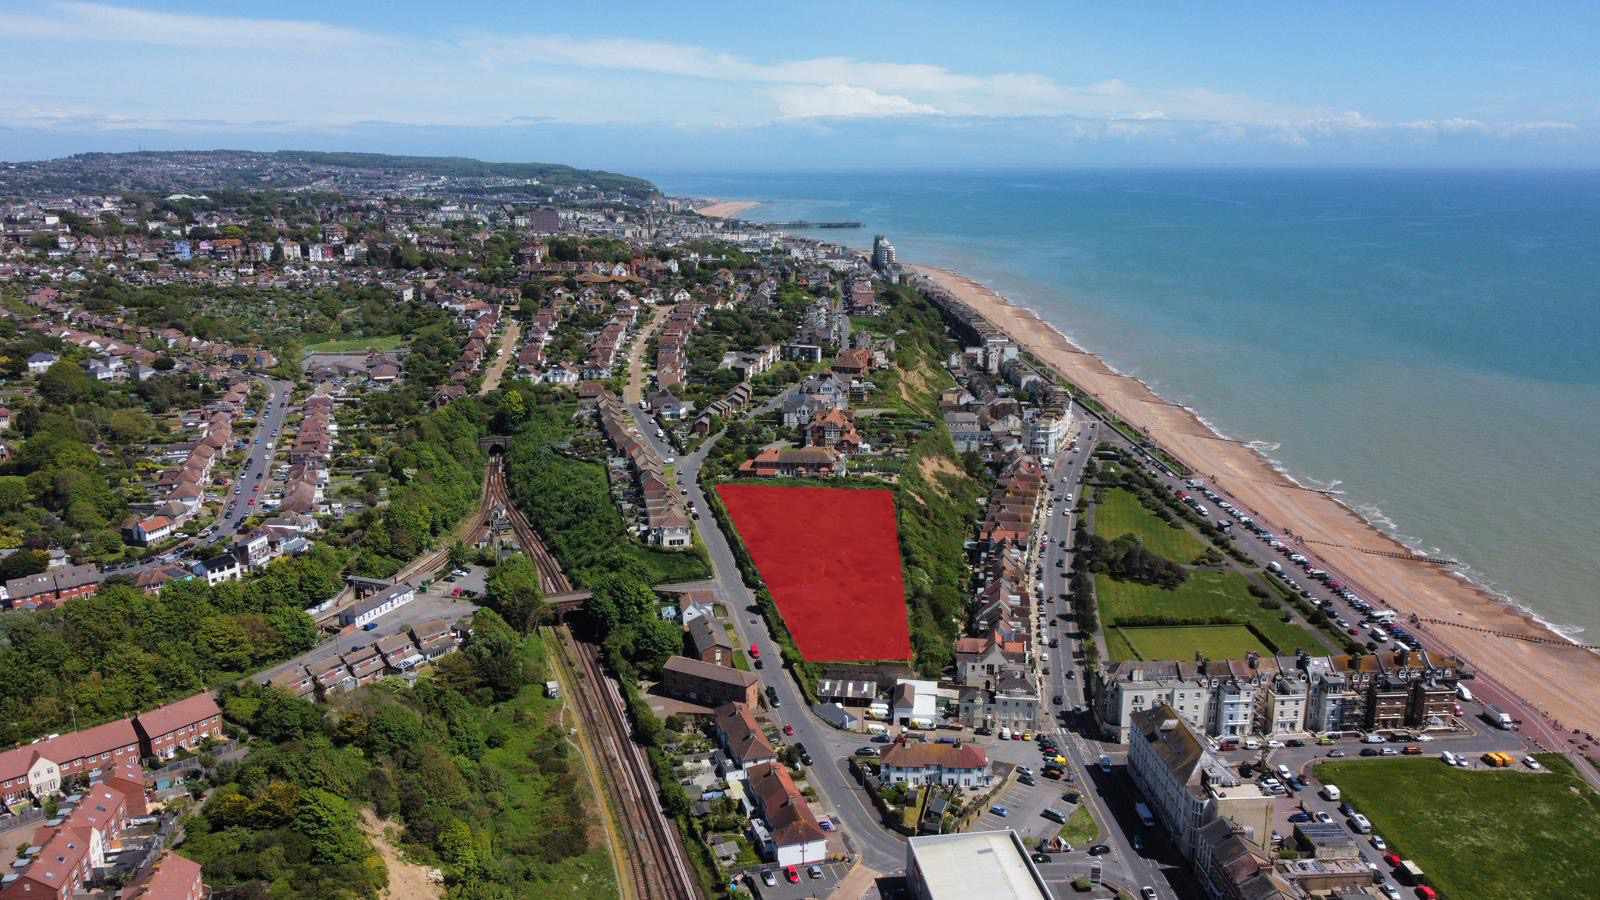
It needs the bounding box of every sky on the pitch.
[0,1,1596,171]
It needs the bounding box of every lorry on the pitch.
[1134,801,1155,827]
[1481,704,1513,730]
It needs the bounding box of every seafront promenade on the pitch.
[908,262,1600,744]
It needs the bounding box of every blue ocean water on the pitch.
[646,169,1600,637]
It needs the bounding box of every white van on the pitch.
[999,727,1012,741]
[1455,684,1474,702]
[1243,738,1262,750]
[1320,784,1341,802]
[1348,813,1371,834]
[1276,764,1293,782]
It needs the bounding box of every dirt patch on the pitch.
[359,808,442,900]
[897,360,935,412]
[914,453,963,499]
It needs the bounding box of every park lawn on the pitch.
[1095,570,1330,656]
[1115,624,1273,663]
[1314,755,1600,900]
[1059,804,1099,845]
[1104,628,1139,663]
[1094,487,1208,562]
[303,334,404,353]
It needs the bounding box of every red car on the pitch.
[783,724,795,736]
[247,497,256,506]
[1384,853,1403,868]
[252,484,260,492]
[1415,888,1437,900]
[784,865,799,884]
[749,644,760,659]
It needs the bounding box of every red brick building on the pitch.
[133,693,224,761]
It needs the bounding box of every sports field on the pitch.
[1111,624,1273,662]
[1315,755,1600,900]
[303,334,403,353]
[1095,570,1330,655]
[1092,487,1207,562]
[717,484,911,661]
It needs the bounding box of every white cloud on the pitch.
[0,1,387,50]
[0,2,1580,150]
[773,85,942,119]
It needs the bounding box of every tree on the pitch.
[37,360,94,405]
[292,788,368,864]
[0,549,49,581]
[626,618,685,675]
[446,541,470,571]
[484,557,549,635]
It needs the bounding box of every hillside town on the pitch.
[0,150,1592,900]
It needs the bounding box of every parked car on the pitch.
[784,865,799,884]
[1030,852,1052,864]
[990,805,1008,817]
[807,865,822,879]
[760,870,776,887]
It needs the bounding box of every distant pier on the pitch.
[767,220,863,229]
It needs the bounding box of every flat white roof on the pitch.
[908,830,1050,900]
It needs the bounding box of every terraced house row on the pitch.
[0,692,223,806]
[595,389,693,548]
[1095,649,1467,743]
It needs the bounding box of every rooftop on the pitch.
[907,830,1050,900]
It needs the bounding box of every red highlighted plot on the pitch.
[716,484,910,662]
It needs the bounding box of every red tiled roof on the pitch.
[134,692,220,739]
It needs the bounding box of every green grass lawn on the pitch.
[1095,570,1330,656]
[303,334,403,353]
[1314,755,1600,900]
[1059,804,1099,845]
[1093,487,1208,562]
[1114,624,1274,662]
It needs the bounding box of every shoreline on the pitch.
[694,199,761,219]
[907,262,1600,737]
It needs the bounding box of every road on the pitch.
[117,377,294,579]
[205,378,296,545]
[477,318,520,396]
[622,379,910,876]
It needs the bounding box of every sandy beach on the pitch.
[910,263,1600,738]
[695,199,761,219]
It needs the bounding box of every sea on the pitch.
[642,169,1600,640]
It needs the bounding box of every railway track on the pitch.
[563,627,700,900]
[488,456,697,897]
[483,457,569,594]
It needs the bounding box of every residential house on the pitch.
[879,742,992,789]
[712,702,777,771]
[660,656,760,707]
[745,761,828,866]
[687,616,734,667]
[134,692,224,760]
